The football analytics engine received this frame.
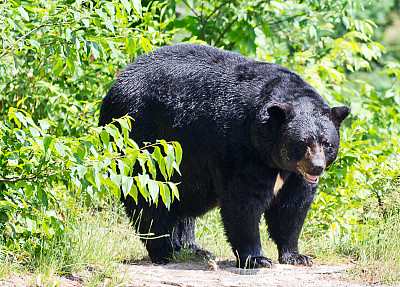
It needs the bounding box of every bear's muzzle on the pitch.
[297,145,326,184]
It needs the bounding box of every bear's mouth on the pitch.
[297,168,321,185]
[305,174,319,184]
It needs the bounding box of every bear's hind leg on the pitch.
[265,173,316,266]
[172,217,214,259]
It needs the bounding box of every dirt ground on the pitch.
[0,259,376,287]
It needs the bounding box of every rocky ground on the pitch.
[0,259,377,287]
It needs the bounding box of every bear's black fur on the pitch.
[99,44,350,268]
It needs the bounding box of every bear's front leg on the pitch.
[219,177,275,269]
[265,173,316,267]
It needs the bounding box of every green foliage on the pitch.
[0,108,181,252]
[308,121,400,233]
[0,0,180,258]
[0,0,400,283]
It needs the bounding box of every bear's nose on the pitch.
[310,158,325,175]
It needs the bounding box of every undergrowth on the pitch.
[1,185,400,285]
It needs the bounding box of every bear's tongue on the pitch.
[307,174,319,183]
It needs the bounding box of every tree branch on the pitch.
[182,0,199,17]
[0,20,76,59]
[200,1,206,41]
[0,171,59,183]
[214,17,238,46]
[210,6,222,45]
[205,0,234,22]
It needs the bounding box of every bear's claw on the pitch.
[187,244,214,260]
[279,253,313,266]
[238,256,275,269]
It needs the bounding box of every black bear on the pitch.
[99,44,350,268]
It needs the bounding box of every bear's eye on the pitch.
[322,141,333,148]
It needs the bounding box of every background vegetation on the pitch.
[1,0,399,285]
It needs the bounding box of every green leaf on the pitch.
[39,187,48,207]
[16,97,27,108]
[105,125,118,138]
[105,3,116,15]
[76,165,88,179]
[120,0,131,13]
[125,37,137,58]
[110,171,122,186]
[173,142,182,165]
[132,0,142,16]
[105,19,115,34]
[166,144,175,178]
[147,179,159,202]
[100,130,110,147]
[0,212,9,224]
[81,18,90,28]
[54,141,66,156]
[144,150,156,178]
[66,56,75,73]
[121,175,134,198]
[138,173,149,189]
[168,182,179,201]
[159,182,171,208]
[8,152,19,166]
[91,42,100,59]
[18,6,29,21]
[102,178,120,197]
[66,28,72,41]
[140,37,152,54]
[38,119,52,132]
[29,39,40,49]
[53,59,64,76]
[129,184,138,201]
[107,41,117,58]
[43,135,53,151]
[117,117,130,131]
[74,37,80,50]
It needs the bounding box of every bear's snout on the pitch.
[309,157,325,175]
[297,145,326,184]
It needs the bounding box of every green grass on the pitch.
[0,202,147,287]
[195,208,279,261]
[347,213,400,284]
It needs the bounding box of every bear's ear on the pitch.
[332,106,351,124]
[266,102,292,122]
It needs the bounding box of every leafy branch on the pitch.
[0,19,76,59]
[0,171,59,183]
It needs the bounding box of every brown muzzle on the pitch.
[297,145,326,184]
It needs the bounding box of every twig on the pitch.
[0,20,76,59]
[210,7,222,45]
[266,14,305,26]
[0,0,9,16]
[0,23,53,58]
[182,0,199,17]
[200,0,205,40]
[214,17,238,46]
[272,20,300,49]
[205,0,233,22]
[0,171,58,183]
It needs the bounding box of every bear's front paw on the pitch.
[238,256,275,269]
[279,252,313,266]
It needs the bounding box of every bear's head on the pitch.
[254,99,350,185]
